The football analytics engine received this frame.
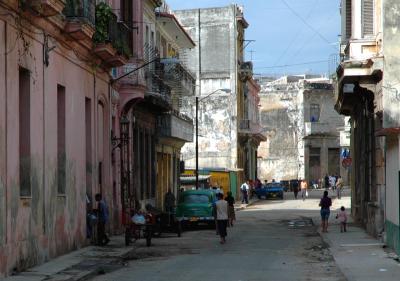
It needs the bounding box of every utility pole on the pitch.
[196,8,201,189]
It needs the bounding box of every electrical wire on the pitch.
[254,59,329,70]
[273,0,319,67]
[281,0,336,50]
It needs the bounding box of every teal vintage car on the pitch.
[175,190,216,226]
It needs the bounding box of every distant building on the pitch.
[175,5,265,194]
[257,75,345,184]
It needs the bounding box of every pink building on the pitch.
[0,0,195,276]
[0,0,133,276]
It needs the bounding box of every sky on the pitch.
[167,0,341,77]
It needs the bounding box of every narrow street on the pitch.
[91,190,347,281]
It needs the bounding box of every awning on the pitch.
[156,12,195,49]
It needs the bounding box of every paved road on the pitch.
[91,189,347,281]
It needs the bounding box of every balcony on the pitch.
[114,63,146,99]
[91,2,131,65]
[63,0,95,41]
[239,61,253,82]
[21,0,66,16]
[145,73,172,110]
[304,122,331,136]
[158,112,193,143]
[238,119,266,141]
[105,22,130,67]
[160,58,195,96]
[340,38,380,63]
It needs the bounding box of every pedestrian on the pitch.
[240,180,249,204]
[300,180,308,201]
[336,176,344,199]
[330,175,336,191]
[215,192,228,244]
[292,180,299,199]
[324,174,329,190]
[225,191,236,227]
[95,193,110,246]
[336,206,348,232]
[319,190,332,233]
[164,188,176,213]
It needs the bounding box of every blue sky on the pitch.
[167,0,341,77]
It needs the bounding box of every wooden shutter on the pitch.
[345,0,352,39]
[362,0,374,36]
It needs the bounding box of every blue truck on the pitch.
[255,183,284,200]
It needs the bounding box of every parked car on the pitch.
[255,183,284,200]
[175,190,216,227]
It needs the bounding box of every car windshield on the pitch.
[182,194,210,204]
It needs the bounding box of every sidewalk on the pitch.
[4,200,256,281]
[313,197,400,281]
[4,236,134,281]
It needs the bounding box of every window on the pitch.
[57,85,66,194]
[182,194,210,204]
[19,67,31,197]
[310,104,320,122]
[121,0,133,53]
[362,0,374,37]
[345,0,352,39]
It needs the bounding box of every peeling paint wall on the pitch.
[175,6,239,171]
[383,0,400,128]
[0,3,112,276]
[257,76,344,182]
[383,0,400,253]
[257,77,302,181]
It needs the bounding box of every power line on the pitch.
[254,59,329,70]
[281,0,336,50]
[273,0,319,67]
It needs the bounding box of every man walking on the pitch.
[324,174,330,190]
[240,180,249,204]
[95,193,110,246]
[292,180,299,199]
[164,188,176,213]
[215,193,228,244]
[300,180,308,201]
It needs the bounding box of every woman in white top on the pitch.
[215,192,229,244]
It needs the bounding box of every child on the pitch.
[336,206,347,232]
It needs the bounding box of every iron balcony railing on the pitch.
[115,22,131,58]
[64,0,95,26]
[160,58,195,96]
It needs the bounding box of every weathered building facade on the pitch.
[258,76,344,183]
[0,0,132,276]
[0,0,195,276]
[112,0,195,214]
[175,5,263,191]
[336,0,400,254]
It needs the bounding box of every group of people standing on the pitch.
[324,174,344,199]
